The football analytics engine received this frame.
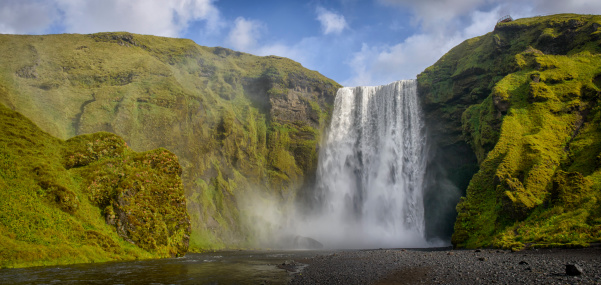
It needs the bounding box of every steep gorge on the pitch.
[2,13,601,258]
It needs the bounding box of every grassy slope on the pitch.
[419,14,601,249]
[0,33,340,250]
[0,103,189,268]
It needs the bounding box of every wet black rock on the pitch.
[278,260,300,272]
[566,263,584,276]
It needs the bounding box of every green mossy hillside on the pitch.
[418,14,601,249]
[0,32,340,249]
[0,103,190,268]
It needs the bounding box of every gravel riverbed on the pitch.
[288,247,601,284]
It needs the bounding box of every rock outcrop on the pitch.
[418,14,601,249]
[0,103,190,268]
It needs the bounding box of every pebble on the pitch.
[290,247,601,284]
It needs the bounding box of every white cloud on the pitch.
[488,0,601,21]
[379,0,601,32]
[0,0,60,34]
[0,0,222,37]
[56,0,222,37]
[528,0,601,15]
[344,33,461,86]
[224,17,319,71]
[344,5,501,86]
[226,17,265,51]
[254,37,323,68]
[341,0,494,86]
[172,0,223,35]
[316,7,348,35]
[345,44,377,86]
[462,8,501,39]
[378,0,486,31]
[256,43,305,61]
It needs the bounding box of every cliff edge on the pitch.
[418,14,601,249]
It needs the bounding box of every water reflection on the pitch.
[0,250,323,284]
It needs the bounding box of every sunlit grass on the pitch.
[436,14,601,249]
[0,103,189,268]
[0,31,340,251]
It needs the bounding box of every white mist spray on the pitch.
[303,79,428,248]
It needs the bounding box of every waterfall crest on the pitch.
[310,79,428,248]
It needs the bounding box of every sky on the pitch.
[1,0,601,87]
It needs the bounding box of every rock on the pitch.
[566,264,584,276]
[519,261,529,265]
[492,94,510,114]
[530,73,540,83]
[277,260,298,272]
[478,257,486,261]
[283,260,295,266]
[293,235,324,249]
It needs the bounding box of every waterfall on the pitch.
[308,79,428,248]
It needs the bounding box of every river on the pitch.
[0,250,326,284]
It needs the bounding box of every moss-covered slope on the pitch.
[418,14,601,249]
[0,33,340,249]
[0,103,190,268]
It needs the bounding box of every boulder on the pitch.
[293,235,324,249]
[566,264,584,276]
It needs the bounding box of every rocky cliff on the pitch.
[0,32,339,249]
[418,14,601,249]
[0,103,189,268]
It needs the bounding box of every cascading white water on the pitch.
[307,79,428,248]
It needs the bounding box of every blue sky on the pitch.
[1,0,601,86]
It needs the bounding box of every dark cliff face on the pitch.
[0,103,190,267]
[0,32,340,249]
[417,14,601,248]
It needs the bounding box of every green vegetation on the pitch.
[0,32,340,250]
[0,103,189,268]
[419,14,601,249]
[10,13,600,255]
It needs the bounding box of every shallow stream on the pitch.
[0,250,325,284]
